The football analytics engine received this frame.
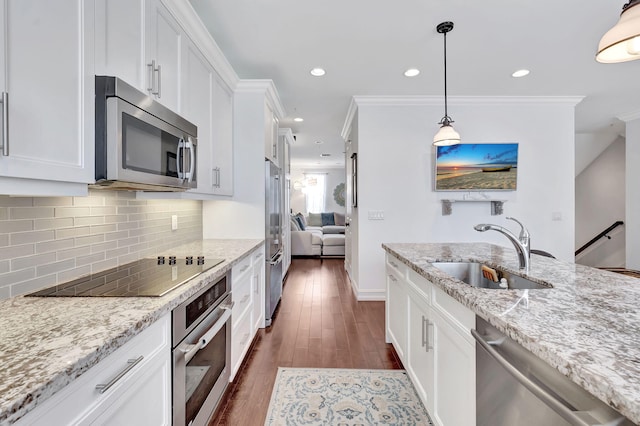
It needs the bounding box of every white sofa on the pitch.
[290,213,345,256]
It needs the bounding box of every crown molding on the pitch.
[162,0,239,90]
[278,128,295,144]
[618,110,640,123]
[235,80,286,119]
[352,95,585,107]
[340,97,358,141]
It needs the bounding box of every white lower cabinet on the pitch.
[17,314,171,426]
[230,245,265,381]
[386,259,407,362]
[252,247,266,332]
[386,253,476,426]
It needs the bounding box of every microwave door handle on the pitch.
[176,138,184,180]
[186,137,195,182]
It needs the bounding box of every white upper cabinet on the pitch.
[95,0,183,113]
[210,71,234,195]
[181,40,215,195]
[95,0,144,89]
[180,40,233,198]
[264,103,279,164]
[0,0,95,189]
[145,0,183,113]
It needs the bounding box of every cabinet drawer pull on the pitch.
[423,317,433,353]
[240,294,250,304]
[390,260,399,268]
[388,274,397,283]
[95,356,144,394]
[240,264,250,273]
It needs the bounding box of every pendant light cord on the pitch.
[443,30,448,120]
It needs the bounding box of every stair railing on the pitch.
[575,221,624,257]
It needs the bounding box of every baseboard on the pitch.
[346,273,385,301]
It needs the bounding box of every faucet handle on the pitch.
[506,216,530,241]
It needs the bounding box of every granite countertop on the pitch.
[382,242,640,425]
[0,239,264,425]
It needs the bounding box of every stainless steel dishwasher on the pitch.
[473,317,634,426]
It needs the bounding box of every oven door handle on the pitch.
[181,303,234,364]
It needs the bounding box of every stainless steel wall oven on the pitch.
[172,272,233,426]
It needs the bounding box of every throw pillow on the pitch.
[290,217,300,231]
[307,212,322,226]
[294,216,306,230]
[295,212,307,227]
[321,212,335,226]
[334,212,346,226]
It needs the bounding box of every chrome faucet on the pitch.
[474,217,530,271]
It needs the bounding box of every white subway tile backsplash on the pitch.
[54,207,90,218]
[12,253,57,271]
[0,196,33,207]
[34,217,74,230]
[37,259,76,276]
[55,226,90,240]
[11,274,56,297]
[76,252,106,267]
[0,219,32,233]
[0,190,202,298]
[57,265,91,283]
[0,268,36,287]
[36,238,74,254]
[10,230,55,246]
[10,207,54,219]
[74,235,105,247]
[74,216,105,226]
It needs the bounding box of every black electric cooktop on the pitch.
[27,257,224,297]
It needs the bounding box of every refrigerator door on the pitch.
[265,160,283,326]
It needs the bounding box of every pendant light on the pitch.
[596,0,640,63]
[433,21,461,146]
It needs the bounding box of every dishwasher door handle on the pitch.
[472,329,597,426]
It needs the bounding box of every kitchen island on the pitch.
[383,242,640,425]
[0,239,263,425]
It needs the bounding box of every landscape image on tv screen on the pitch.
[435,143,518,191]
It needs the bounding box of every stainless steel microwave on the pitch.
[94,76,197,191]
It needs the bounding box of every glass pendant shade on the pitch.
[597,0,640,63]
[433,122,461,146]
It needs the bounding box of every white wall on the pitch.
[575,137,625,267]
[289,167,346,215]
[350,97,578,299]
[625,117,640,269]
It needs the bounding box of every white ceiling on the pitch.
[190,0,640,169]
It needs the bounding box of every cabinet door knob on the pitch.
[1,92,8,156]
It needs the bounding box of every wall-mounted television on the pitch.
[435,143,518,191]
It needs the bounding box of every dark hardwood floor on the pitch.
[209,258,402,426]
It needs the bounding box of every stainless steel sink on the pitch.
[431,262,552,290]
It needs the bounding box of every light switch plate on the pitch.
[171,215,178,230]
[368,210,384,220]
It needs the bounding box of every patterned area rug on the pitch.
[264,368,433,425]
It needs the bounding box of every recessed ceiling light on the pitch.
[294,117,304,122]
[404,68,420,77]
[512,69,530,78]
[310,67,326,77]
[320,153,331,157]
[315,140,324,144]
